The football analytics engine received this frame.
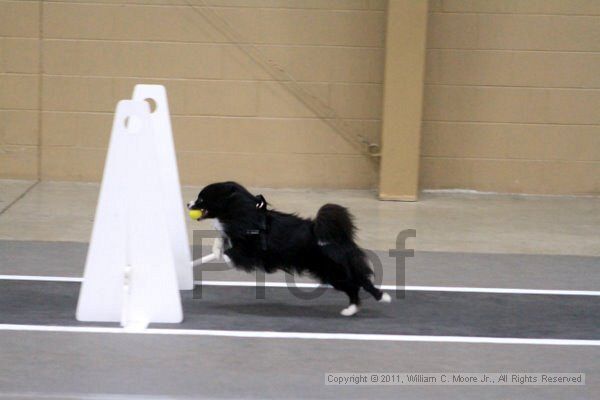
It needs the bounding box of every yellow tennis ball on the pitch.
[189,209,203,220]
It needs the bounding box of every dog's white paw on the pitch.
[340,304,359,317]
[212,237,224,260]
[379,292,392,303]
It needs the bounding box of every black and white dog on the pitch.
[188,181,390,316]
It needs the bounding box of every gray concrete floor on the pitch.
[0,332,597,400]
[0,179,599,399]
[2,239,600,290]
[1,180,599,255]
[3,280,599,339]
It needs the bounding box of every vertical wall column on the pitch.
[378,0,428,201]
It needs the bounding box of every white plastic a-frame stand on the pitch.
[76,85,191,328]
[132,85,193,290]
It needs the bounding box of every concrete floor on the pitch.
[1,180,599,256]
[0,179,599,400]
[0,332,597,400]
[3,280,599,339]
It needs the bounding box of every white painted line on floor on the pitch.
[1,275,599,296]
[0,275,83,282]
[0,323,598,346]
[198,280,600,297]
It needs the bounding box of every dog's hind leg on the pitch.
[362,279,391,303]
[339,285,361,317]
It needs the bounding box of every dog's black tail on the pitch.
[313,204,357,245]
[314,204,388,301]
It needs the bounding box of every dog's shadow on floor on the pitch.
[204,302,384,319]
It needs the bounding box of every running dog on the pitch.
[188,181,390,316]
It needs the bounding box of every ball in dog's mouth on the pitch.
[189,209,205,221]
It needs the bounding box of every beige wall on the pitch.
[2,0,599,195]
[0,0,40,179]
[0,0,386,188]
[421,0,600,195]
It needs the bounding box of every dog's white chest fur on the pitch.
[213,219,229,245]
[213,220,227,237]
[211,219,229,262]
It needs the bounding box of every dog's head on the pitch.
[187,181,264,221]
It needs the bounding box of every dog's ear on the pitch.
[217,182,238,197]
[224,186,244,203]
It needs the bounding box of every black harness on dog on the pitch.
[244,194,269,250]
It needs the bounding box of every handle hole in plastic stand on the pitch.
[144,98,157,113]
[124,115,142,134]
